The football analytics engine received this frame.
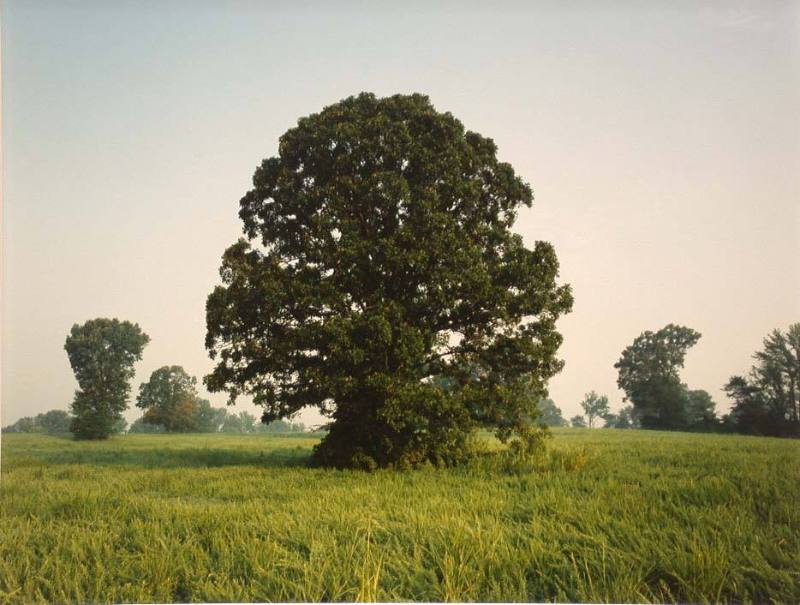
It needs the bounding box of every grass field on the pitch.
[1,429,798,604]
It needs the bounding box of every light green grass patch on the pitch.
[1,429,798,603]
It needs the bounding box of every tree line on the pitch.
[3,406,305,436]
[7,319,795,441]
[130,364,305,434]
[3,318,304,437]
[545,322,799,437]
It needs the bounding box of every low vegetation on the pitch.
[1,429,798,603]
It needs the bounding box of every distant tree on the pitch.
[204,93,573,469]
[2,411,73,434]
[2,416,37,433]
[239,411,257,433]
[723,375,776,435]
[570,415,587,428]
[579,391,610,428]
[112,416,128,434]
[753,324,800,431]
[605,405,638,429]
[724,324,800,437]
[194,399,228,433]
[221,415,240,433]
[258,418,290,433]
[37,410,73,434]
[615,324,701,430]
[128,417,165,434]
[136,366,201,432]
[536,398,566,427]
[602,413,618,428]
[222,411,257,433]
[64,318,150,439]
[685,389,718,431]
[256,418,307,433]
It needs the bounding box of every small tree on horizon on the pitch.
[604,405,638,429]
[579,391,610,428]
[536,398,566,427]
[570,415,587,428]
[222,411,257,434]
[37,410,73,434]
[136,366,202,432]
[65,318,149,439]
[129,417,166,434]
[194,399,229,433]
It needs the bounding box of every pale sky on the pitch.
[2,1,799,428]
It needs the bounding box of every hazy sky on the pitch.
[3,1,799,428]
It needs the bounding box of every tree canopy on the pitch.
[64,318,149,439]
[136,366,202,432]
[205,92,572,468]
[614,324,702,430]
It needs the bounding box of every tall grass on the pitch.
[1,429,798,603]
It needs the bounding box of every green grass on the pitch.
[1,429,798,603]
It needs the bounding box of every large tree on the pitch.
[205,93,572,468]
[614,324,701,430]
[136,365,202,432]
[64,318,149,439]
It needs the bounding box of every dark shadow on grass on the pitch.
[36,446,313,469]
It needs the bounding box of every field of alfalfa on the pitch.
[1,428,798,604]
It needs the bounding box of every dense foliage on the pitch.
[205,93,572,468]
[614,324,718,430]
[64,318,149,439]
[136,366,204,432]
[723,323,800,437]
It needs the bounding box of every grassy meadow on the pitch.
[0,428,798,604]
